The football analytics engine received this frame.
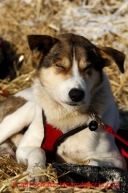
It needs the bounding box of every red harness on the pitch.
[41,122,63,163]
[41,122,63,152]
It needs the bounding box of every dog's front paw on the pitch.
[27,164,47,182]
[16,147,47,182]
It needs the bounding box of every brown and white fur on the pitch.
[0,33,126,181]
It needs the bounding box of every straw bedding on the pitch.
[0,0,128,192]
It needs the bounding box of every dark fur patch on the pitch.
[0,96,27,123]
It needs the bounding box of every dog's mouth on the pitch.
[66,102,86,106]
[60,100,82,107]
[67,103,80,106]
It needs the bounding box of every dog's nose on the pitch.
[69,88,85,102]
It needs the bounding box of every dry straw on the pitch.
[0,0,128,192]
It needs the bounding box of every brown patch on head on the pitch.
[79,57,87,69]
[0,96,27,123]
[55,57,70,69]
[53,56,71,75]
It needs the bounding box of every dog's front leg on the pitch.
[16,105,47,182]
[0,101,35,144]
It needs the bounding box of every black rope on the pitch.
[53,123,88,153]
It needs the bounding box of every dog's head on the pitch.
[27,33,125,107]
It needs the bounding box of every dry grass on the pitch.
[0,0,128,192]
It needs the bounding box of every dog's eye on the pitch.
[56,64,65,69]
[83,65,92,71]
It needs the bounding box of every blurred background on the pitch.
[0,0,128,127]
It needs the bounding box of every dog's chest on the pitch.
[55,128,102,164]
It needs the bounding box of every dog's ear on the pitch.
[27,35,57,64]
[96,46,125,73]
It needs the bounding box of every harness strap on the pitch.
[104,125,128,146]
[53,123,88,153]
[104,125,128,158]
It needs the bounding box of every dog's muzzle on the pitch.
[69,88,85,102]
